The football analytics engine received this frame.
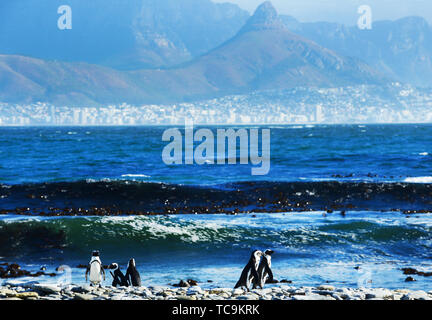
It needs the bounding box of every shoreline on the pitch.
[1,283,431,300]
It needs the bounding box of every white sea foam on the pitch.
[98,216,225,243]
[404,176,432,183]
[121,174,150,178]
[419,152,429,156]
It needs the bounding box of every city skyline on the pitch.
[1,84,431,126]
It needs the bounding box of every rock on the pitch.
[365,289,393,300]
[236,294,258,300]
[74,293,96,300]
[210,288,232,295]
[401,268,432,277]
[401,291,429,300]
[177,295,196,301]
[251,288,272,295]
[395,289,411,294]
[149,286,170,292]
[405,276,416,282]
[233,288,245,295]
[293,294,336,300]
[5,280,39,288]
[16,292,39,299]
[187,279,198,286]
[187,286,203,295]
[71,285,92,293]
[317,285,335,291]
[172,280,190,288]
[220,292,231,299]
[290,289,306,296]
[0,288,17,297]
[33,284,61,294]
[331,294,343,300]
[312,290,334,296]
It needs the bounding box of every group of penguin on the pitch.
[234,249,275,291]
[85,250,141,287]
[85,249,274,290]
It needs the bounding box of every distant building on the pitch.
[316,104,324,122]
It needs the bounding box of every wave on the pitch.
[1,180,432,216]
[120,174,150,178]
[404,177,432,183]
[0,215,430,262]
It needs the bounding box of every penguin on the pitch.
[253,249,274,289]
[85,250,105,286]
[234,250,263,291]
[125,258,142,287]
[108,263,129,287]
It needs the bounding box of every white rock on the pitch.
[187,286,203,295]
[33,284,61,294]
[402,291,429,300]
[293,294,336,300]
[5,280,39,288]
[233,288,244,295]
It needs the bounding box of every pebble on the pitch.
[33,284,62,294]
[74,293,96,300]
[317,285,335,291]
[293,294,336,300]
[0,284,431,301]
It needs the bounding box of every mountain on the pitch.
[0,0,249,69]
[170,1,385,94]
[281,15,432,86]
[0,1,386,106]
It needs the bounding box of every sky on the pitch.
[214,0,432,25]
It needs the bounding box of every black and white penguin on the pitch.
[234,250,263,291]
[125,258,142,287]
[85,250,105,286]
[253,249,274,289]
[108,263,129,287]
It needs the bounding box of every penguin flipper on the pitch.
[251,265,260,283]
[265,264,274,282]
[234,264,250,289]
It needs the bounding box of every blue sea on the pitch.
[0,124,432,290]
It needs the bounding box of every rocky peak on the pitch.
[239,1,287,33]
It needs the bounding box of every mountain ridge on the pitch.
[281,14,432,86]
[0,1,401,106]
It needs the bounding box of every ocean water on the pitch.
[0,124,431,185]
[0,125,432,289]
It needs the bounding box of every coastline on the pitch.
[1,283,431,300]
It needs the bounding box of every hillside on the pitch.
[0,2,386,106]
[0,0,249,70]
[282,15,432,86]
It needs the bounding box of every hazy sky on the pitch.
[214,0,432,25]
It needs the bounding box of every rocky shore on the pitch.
[1,283,431,300]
